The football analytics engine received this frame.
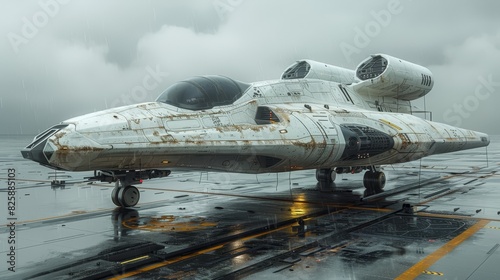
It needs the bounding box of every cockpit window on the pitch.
[156,75,251,110]
[281,61,311,79]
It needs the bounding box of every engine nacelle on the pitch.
[281,59,358,84]
[352,54,433,101]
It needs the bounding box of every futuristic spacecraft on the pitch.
[21,54,490,207]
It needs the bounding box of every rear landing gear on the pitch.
[316,168,337,191]
[363,170,386,189]
[315,166,386,190]
[88,169,170,207]
[315,168,336,183]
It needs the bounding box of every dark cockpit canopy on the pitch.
[156,75,251,110]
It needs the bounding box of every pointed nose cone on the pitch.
[21,124,69,169]
[21,123,112,170]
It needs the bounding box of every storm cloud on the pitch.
[1,0,499,135]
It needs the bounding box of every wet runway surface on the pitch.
[1,135,500,279]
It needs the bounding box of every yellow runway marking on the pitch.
[486,226,500,230]
[422,270,444,276]
[120,255,150,265]
[395,219,489,280]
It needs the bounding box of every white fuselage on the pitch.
[25,77,488,173]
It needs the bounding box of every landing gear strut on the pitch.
[87,169,171,207]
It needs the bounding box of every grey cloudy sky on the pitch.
[1,0,499,135]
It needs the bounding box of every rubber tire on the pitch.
[363,171,374,189]
[330,170,337,182]
[363,171,386,189]
[316,169,336,183]
[372,171,386,189]
[118,186,140,207]
[111,187,121,207]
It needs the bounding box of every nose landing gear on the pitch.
[88,169,171,207]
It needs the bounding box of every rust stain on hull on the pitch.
[291,139,317,150]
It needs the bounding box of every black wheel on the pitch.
[363,171,386,189]
[330,170,337,182]
[363,171,374,189]
[372,171,386,189]
[316,168,336,183]
[315,169,322,181]
[111,187,121,207]
[118,186,140,207]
